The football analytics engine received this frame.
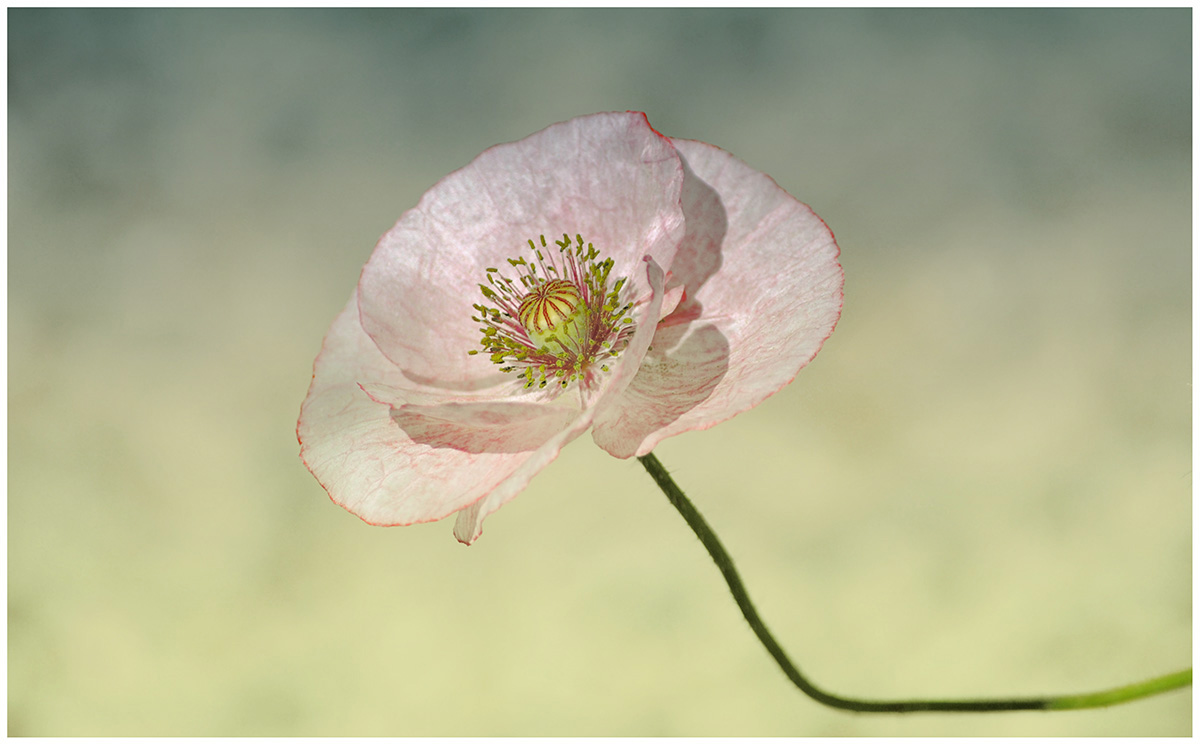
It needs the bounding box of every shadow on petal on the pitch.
[633,322,730,421]
[592,322,730,457]
[396,367,513,392]
[630,151,733,427]
[591,150,742,458]
[660,154,728,328]
[392,401,578,454]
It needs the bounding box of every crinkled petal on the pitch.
[453,255,666,544]
[591,139,844,458]
[357,111,684,386]
[298,293,590,529]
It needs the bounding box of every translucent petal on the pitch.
[591,139,844,458]
[300,113,844,543]
[357,112,685,386]
[453,255,666,544]
[298,293,589,528]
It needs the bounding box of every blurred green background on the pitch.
[9,8,1190,736]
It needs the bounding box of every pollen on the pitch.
[469,233,636,390]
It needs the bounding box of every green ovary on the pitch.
[517,279,590,353]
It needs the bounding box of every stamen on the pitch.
[469,233,636,391]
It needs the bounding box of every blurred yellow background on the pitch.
[9,9,1190,736]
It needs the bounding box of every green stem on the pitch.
[1045,669,1192,710]
[637,451,1190,714]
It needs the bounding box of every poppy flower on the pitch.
[298,111,843,544]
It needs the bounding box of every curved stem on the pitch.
[637,452,1190,714]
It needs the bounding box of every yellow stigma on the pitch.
[517,279,589,352]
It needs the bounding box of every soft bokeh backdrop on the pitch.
[9,8,1190,736]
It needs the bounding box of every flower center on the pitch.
[469,234,635,390]
[517,279,589,353]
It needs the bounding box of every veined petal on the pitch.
[300,113,845,543]
[298,293,588,528]
[452,255,667,544]
[591,139,844,458]
[357,112,685,387]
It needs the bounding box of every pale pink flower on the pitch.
[298,112,843,544]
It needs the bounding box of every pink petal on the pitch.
[356,111,685,387]
[450,415,590,545]
[591,139,844,458]
[452,255,667,544]
[392,401,579,454]
[297,293,591,530]
[590,255,667,410]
